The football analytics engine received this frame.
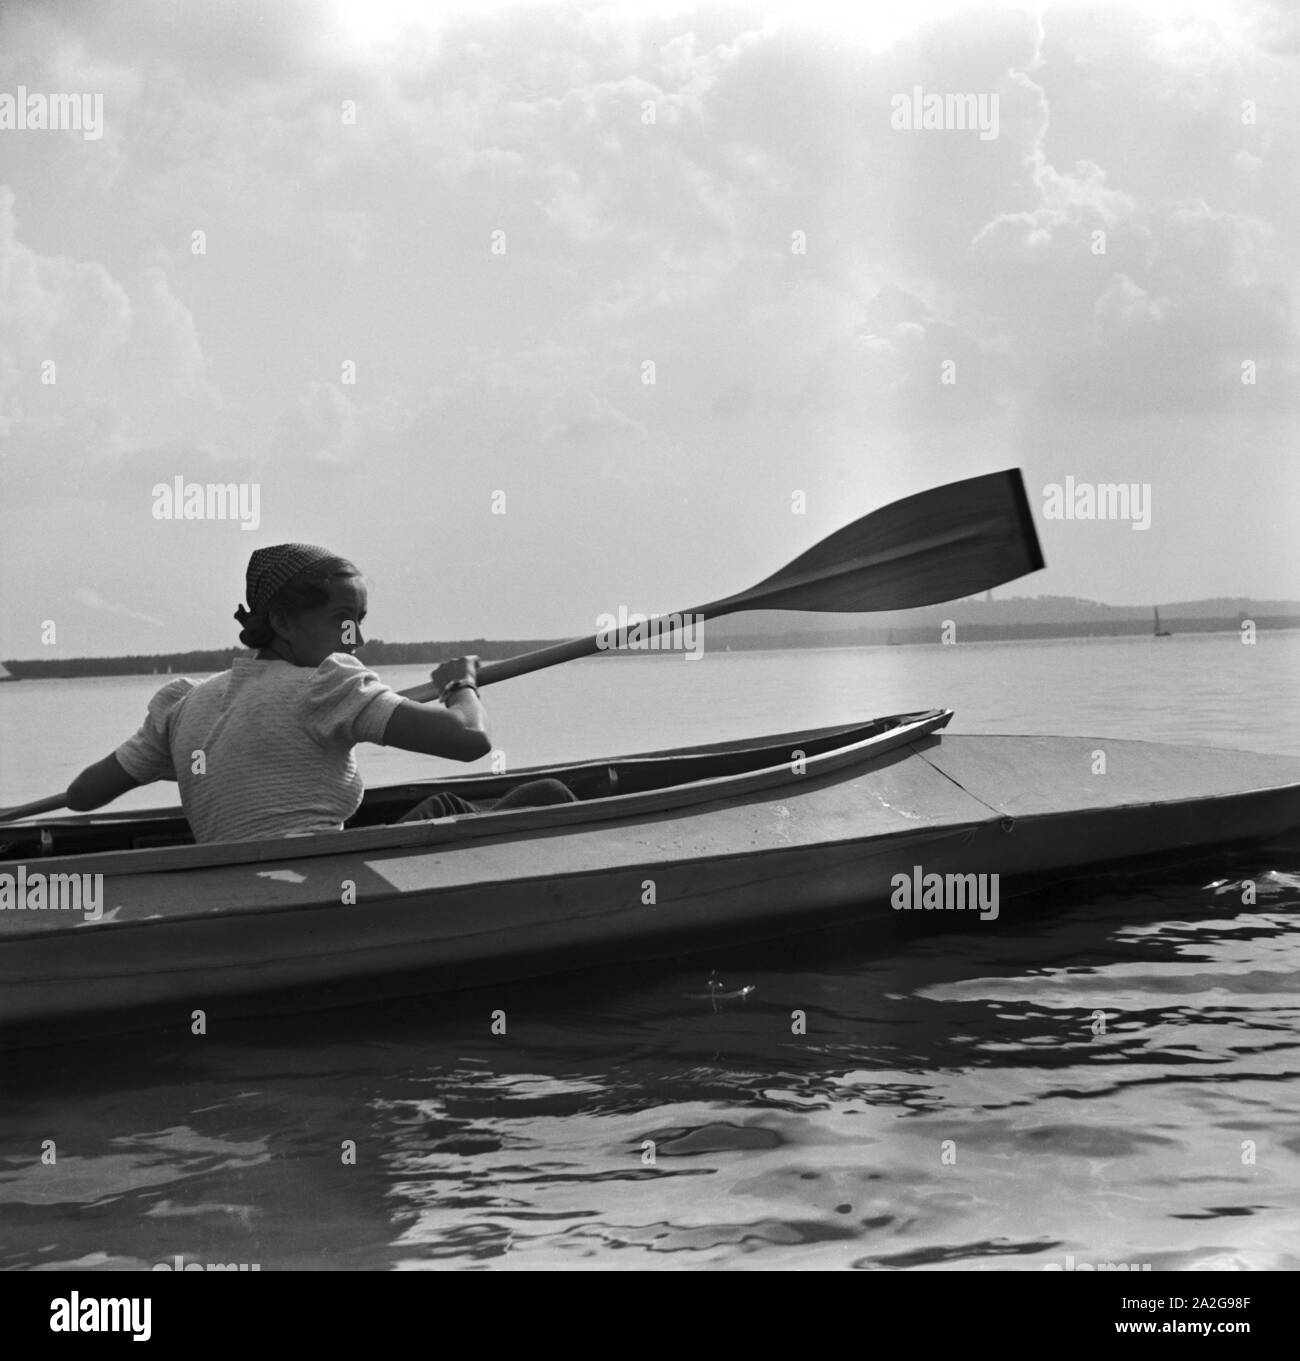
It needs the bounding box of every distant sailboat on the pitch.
[886,629,899,646]
[1154,607,1171,637]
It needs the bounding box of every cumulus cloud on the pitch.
[274,380,357,464]
[72,587,165,627]
[1,0,1296,658]
[539,386,650,445]
[0,187,220,450]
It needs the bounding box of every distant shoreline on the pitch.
[3,617,1296,680]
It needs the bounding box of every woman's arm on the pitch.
[382,693,491,761]
[66,753,145,811]
[380,655,491,761]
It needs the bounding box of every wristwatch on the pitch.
[440,678,480,703]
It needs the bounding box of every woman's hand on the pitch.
[429,655,479,694]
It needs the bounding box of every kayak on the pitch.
[2,709,1298,1041]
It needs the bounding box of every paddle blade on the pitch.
[725,467,1044,614]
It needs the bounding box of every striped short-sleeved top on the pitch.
[115,654,406,844]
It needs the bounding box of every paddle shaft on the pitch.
[0,793,70,822]
[398,600,717,700]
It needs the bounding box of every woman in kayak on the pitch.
[65,543,575,842]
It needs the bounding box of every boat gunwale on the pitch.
[1,714,920,831]
[0,709,953,877]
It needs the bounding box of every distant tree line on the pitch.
[724,617,1300,647]
[2,617,1296,678]
[718,616,1299,649]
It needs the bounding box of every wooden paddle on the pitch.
[398,465,1044,699]
[0,793,68,822]
[1,467,1043,822]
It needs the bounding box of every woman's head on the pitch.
[234,544,367,666]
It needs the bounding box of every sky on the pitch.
[0,0,1296,657]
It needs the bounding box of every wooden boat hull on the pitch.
[2,712,1298,1037]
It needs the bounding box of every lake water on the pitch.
[2,634,1299,1271]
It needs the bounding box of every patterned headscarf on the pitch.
[234,543,340,625]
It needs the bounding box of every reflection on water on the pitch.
[3,854,1298,1270]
